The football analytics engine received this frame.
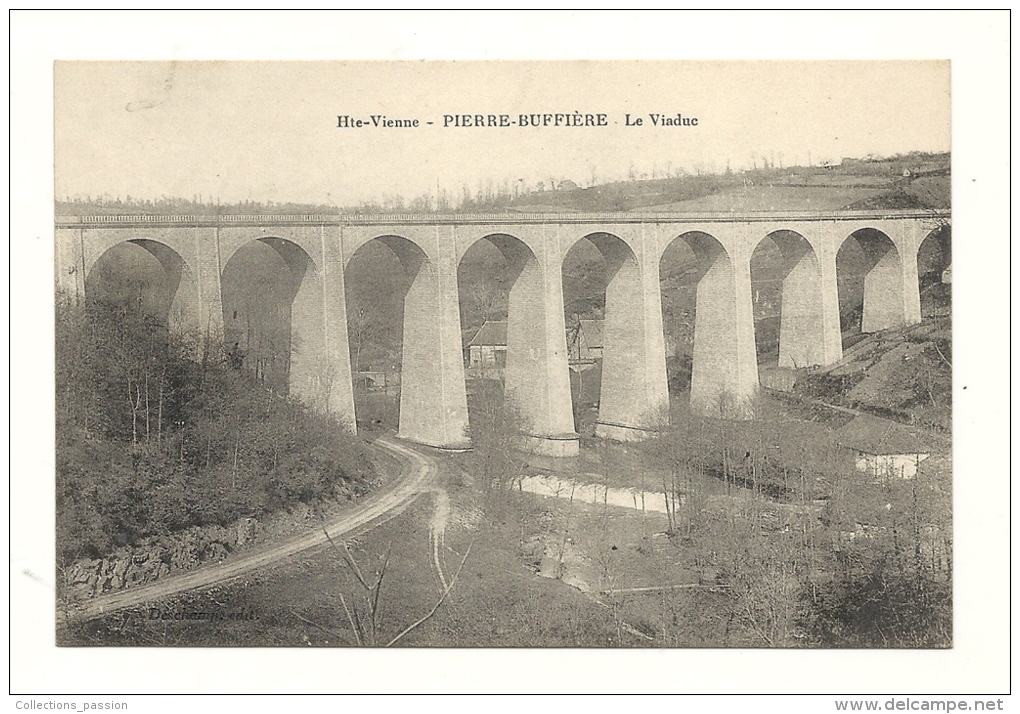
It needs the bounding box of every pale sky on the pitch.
[55,60,949,207]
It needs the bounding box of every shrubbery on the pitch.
[466,379,528,491]
[641,399,952,647]
[55,298,376,565]
[806,560,952,647]
[805,460,952,647]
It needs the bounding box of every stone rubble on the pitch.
[62,517,259,600]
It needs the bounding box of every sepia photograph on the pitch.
[10,9,1010,699]
[53,58,953,649]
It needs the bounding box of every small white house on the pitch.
[466,318,605,371]
[836,415,936,480]
[856,451,929,481]
[466,321,508,368]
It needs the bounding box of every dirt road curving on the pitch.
[59,435,437,625]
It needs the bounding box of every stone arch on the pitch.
[562,231,666,439]
[346,234,468,448]
[837,228,906,334]
[750,230,827,369]
[560,229,642,269]
[916,224,951,319]
[217,226,324,279]
[458,232,575,452]
[560,231,630,318]
[917,224,951,283]
[85,239,200,336]
[458,232,541,346]
[459,232,542,298]
[661,231,757,418]
[341,230,435,273]
[220,237,320,398]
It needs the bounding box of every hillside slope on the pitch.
[794,283,951,431]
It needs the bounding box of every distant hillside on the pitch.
[56,152,949,217]
[509,153,949,213]
[54,198,342,217]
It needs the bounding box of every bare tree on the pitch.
[347,304,373,374]
[469,383,530,491]
[298,529,472,647]
[464,278,506,328]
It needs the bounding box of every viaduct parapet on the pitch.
[55,209,950,457]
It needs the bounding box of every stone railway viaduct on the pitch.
[55,210,950,457]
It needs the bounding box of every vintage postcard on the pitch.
[11,10,1009,698]
[52,57,957,646]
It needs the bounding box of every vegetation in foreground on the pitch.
[55,297,377,576]
[460,386,952,648]
[63,384,951,648]
[647,397,950,647]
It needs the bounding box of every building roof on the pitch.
[468,321,508,347]
[836,414,942,455]
[469,318,605,349]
